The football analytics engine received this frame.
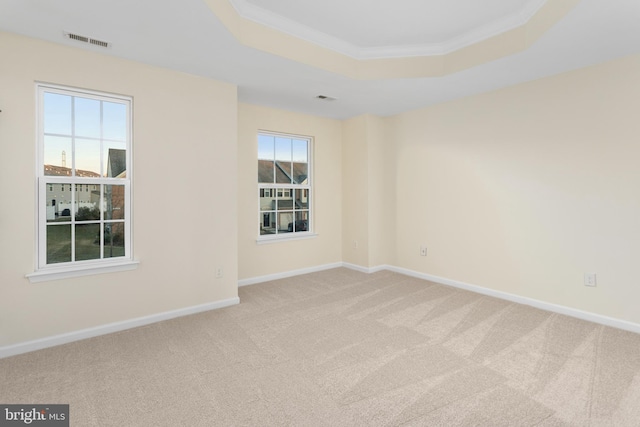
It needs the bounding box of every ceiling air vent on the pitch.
[89,38,109,48]
[67,33,88,43]
[64,32,110,48]
[315,95,337,101]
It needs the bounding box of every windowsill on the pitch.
[256,232,318,245]
[26,259,140,283]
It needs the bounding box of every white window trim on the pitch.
[26,259,140,283]
[29,83,137,282]
[256,232,318,245]
[256,130,314,243]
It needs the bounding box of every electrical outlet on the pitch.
[215,267,224,279]
[584,273,596,287]
[353,240,358,249]
[420,246,427,256]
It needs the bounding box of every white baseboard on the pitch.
[342,263,389,274]
[238,262,343,286]
[0,297,240,359]
[384,265,640,335]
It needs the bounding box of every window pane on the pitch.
[105,144,127,178]
[43,92,72,135]
[104,185,125,220]
[292,139,308,184]
[292,210,309,233]
[258,160,274,184]
[75,138,101,177]
[275,137,292,183]
[275,188,295,212]
[258,135,275,160]
[103,102,127,141]
[46,182,72,222]
[260,212,275,235]
[294,189,309,210]
[75,185,100,221]
[43,136,72,176]
[74,97,101,138]
[260,188,275,211]
[275,164,291,183]
[258,135,274,183]
[278,211,294,233]
[75,223,100,261]
[275,137,292,162]
[47,224,71,264]
[104,222,126,258]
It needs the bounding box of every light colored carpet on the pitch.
[2,268,640,426]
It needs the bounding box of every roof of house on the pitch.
[107,149,126,178]
[44,165,100,178]
[258,159,308,184]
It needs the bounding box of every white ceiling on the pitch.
[0,0,639,119]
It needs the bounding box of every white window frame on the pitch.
[257,130,316,244]
[27,83,138,283]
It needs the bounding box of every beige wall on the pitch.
[391,54,640,324]
[341,116,370,266]
[366,115,396,267]
[0,32,238,347]
[237,103,342,280]
[341,115,395,268]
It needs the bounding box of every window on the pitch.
[30,84,135,281]
[258,132,311,239]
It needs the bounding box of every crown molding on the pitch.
[228,0,548,59]
[228,0,361,57]
[206,0,580,79]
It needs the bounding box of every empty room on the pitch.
[1,0,640,425]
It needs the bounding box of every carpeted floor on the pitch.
[2,268,640,426]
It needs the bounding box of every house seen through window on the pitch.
[258,132,311,237]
